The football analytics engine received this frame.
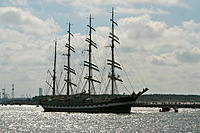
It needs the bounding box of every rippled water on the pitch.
[0,105,199,133]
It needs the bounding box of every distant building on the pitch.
[39,88,43,96]
[12,84,14,99]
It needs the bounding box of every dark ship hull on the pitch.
[40,88,148,113]
[41,101,134,113]
[41,96,136,113]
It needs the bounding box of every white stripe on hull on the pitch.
[42,101,135,110]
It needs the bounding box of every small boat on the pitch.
[159,106,171,112]
[159,106,178,112]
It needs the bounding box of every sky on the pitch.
[0,0,200,97]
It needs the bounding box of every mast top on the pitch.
[108,7,122,95]
[84,14,100,95]
[64,22,77,95]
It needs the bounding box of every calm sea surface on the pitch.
[0,105,199,133]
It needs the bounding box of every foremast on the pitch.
[52,41,57,96]
[108,8,123,95]
[84,14,100,95]
[64,22,77,95]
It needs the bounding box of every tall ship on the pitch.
[40,8,148,113]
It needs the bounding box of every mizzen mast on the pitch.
[108,7,123,95]
[64,22,77,95]
[84,14,100,95]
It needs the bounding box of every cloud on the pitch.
[0,6,62,74]
[116,15,168,53]
[175,48,200,63]
[56,0,188,7]
[52,0,188,17]
[118,15,167,39]
[182,20,200,31]
[116,7,169,15]
[117,15,200,66]
[0,7,63,96]
[146,52,180,66]
[0,7,61,39]
[116,14,200,60]
[147,55,167,66]
[3,0,28,6]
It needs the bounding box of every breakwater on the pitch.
[134,102,200,108]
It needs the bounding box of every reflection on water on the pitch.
[0,105,199,132]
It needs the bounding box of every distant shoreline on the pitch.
[1,94,200,108]
[137,94,200,102]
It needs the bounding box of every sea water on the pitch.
[0,105,199,133]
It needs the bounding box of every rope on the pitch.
[116,27,148,89]
[115,50,136,93]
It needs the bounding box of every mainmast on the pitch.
[84,14,100,95]
[52,40,57,95]
[108,7,122,95]
[64,22,76,95]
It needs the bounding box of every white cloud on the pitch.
[116,15,200,59]
[147,55,168,66]
[175,48,200,63]
[117,15,200,66]
[0,27,25,43]
[117,15,168,52]
[4,0,28,6]
[0,7,62,39]
[52,0,188,17]
[57,0,188,7]
[116,7,169,15]
[132,0,188,7]
[0,7,63,96]
[182,20,200,31]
